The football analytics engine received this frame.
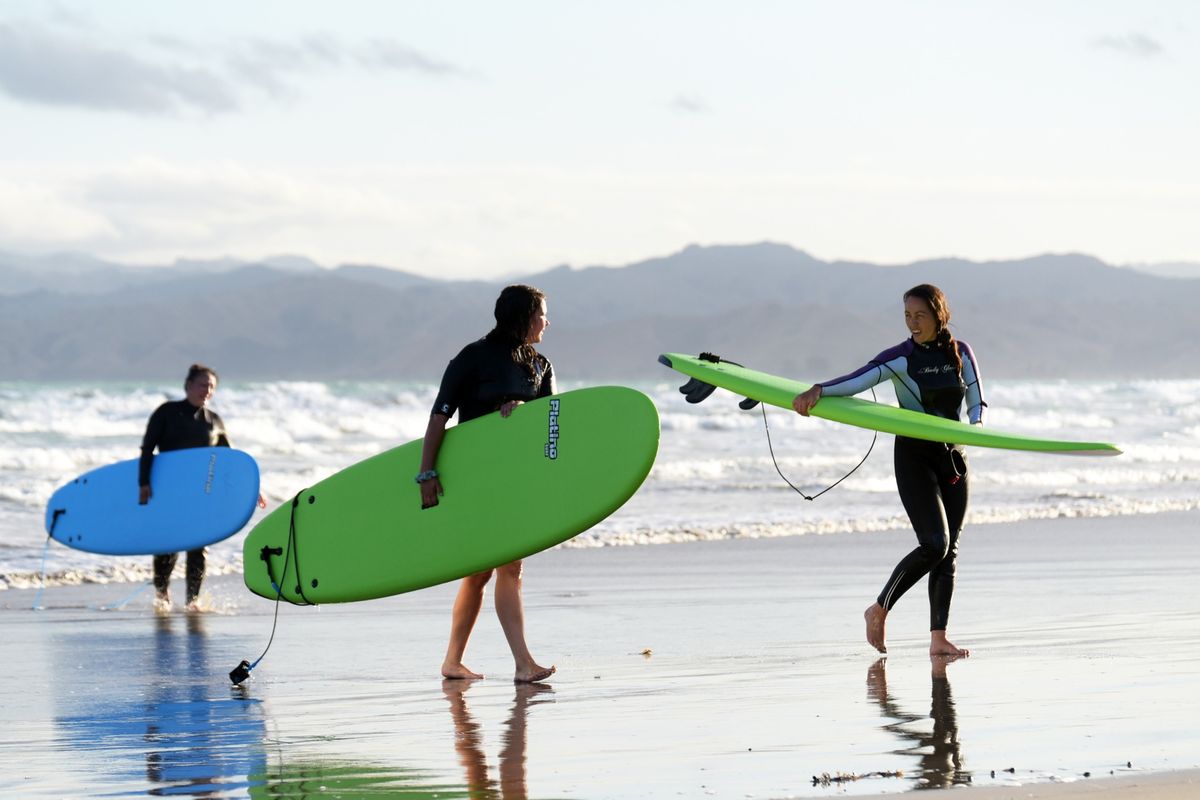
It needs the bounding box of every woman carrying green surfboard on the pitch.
[419,284,557,683]
[793,284,984,658]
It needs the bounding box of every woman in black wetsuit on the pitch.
[419,285,557,683]
[792,285,985,656]
[139,364,265,611]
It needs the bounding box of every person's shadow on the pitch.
[442,679,555,799]
[866,656,971,789]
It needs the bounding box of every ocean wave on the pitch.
[3,377,1199,592]
[7,498,1198,591]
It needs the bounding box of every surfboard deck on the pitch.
[659,352,1121,456]
[243,386,659,604]
[45,447,261,555]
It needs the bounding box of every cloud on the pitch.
[1092,33,1165,59]
[669,94,710,114]
[358,38,468,76]
[0,21,470,115]
[223,34,470,97]
[0,22,238,113]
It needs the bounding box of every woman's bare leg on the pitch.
[494,560,555,682]
[442,570,493,679]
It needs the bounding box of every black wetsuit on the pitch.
[818,338,986,631]
[139,399,230,602]
[432,338,556,423]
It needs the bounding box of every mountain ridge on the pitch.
[1,243,1196,381]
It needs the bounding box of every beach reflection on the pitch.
[244,680,554,798]
[443,679,555,799]
[866,656,971,789]
[55,613,268,796]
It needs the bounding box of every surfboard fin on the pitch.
[679,377,717,404]
[738,397,760,410]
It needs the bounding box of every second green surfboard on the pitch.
[660,352,1121,456]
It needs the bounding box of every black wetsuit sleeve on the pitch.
[431,348,474,419]
[538,359,557,398]
[138,404,168,487]
[213,412,231,447]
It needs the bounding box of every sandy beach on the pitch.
[1,510,1197,799]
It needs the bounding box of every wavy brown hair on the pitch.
[904,284,962,375]
[485,284,546,376]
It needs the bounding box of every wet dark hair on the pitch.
[185,363,219,388]
[903,284,962,375]
[485,284,546,376]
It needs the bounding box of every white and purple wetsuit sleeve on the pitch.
[959,340,986,425]
[817,342,922,410]
[817,339,987,424]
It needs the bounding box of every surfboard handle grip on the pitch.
[48,508,66,536]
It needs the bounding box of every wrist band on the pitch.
[414,469,439,484]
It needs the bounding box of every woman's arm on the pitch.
[959,341,986,425]
[418,413,450,509]
[138,405,166,503]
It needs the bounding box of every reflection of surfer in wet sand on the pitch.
[55,613,266,795]
[866,656,971,789]
[442,678,555,798]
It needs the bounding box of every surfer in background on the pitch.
[418,284,557,683]
[139,364,265,612]
[792,284,985,657]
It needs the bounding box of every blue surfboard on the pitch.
[45,447,260,556]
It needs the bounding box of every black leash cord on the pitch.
[759,398,878,501]
[231,490,311,684]
[695,351,879,500]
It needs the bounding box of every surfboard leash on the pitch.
[230,490,312,685]
[681,352,878,501]
[757,398,878,501]
[32,509,67,610]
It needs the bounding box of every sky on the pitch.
[0,1,1197,279]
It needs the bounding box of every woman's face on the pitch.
[526,299,549,344]
[185,372,217,407]
[904,295,938,344]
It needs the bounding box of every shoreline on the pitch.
[6,503,1200,594]
[1,510,1197,798]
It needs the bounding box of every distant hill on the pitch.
[2,243,1197,381]
[1125,261,1200,279]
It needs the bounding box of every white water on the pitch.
[2,378,1197,591]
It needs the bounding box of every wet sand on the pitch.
[1,510,1197,798]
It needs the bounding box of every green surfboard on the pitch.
[659,353,1121,456]
[243,386,659,604]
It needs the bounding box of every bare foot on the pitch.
[514,664,555,683]
[864,603,888,653]
[930,631,969,657]
[154,594,172,615]
[442,662,485,680]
